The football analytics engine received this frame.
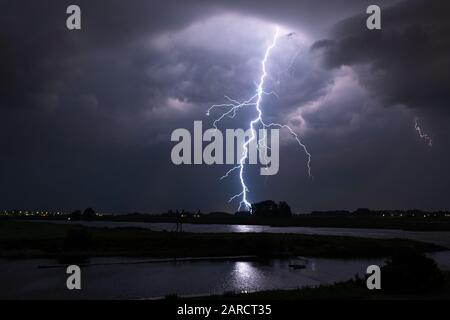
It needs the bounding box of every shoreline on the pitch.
[0,221,446,260]
[12,215,450,232]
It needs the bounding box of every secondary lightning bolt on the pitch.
[414,117,432,147]
[207,27,312,212]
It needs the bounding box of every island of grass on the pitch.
[0,220,446,260]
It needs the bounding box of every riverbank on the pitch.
[15,213,450,231]
[0,221,446,260]
[189,271,450,300]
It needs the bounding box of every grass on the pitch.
[0,220,446,260]
[193,271,450,300]
[70,214,450,231]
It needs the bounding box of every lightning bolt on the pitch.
[207,26,312,212]
[414,117,432,147]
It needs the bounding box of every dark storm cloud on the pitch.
[1,0,450,213]
[311,0,450,111]
[0,0,217,110]
[218,0,399,36]
[0,0,397,111]
[0,0,395,113]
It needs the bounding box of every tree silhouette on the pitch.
[251,200,292,218]
[82,208,96,220]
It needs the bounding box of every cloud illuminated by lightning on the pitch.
[207,26,312,212]
[414,117,432,147]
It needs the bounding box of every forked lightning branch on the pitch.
[170,26,312,212]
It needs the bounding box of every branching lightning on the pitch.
[414,117,433,147]
[207,27,312,212]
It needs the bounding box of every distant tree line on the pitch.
[310,208,450,218]
[250,200,292,218]
[70,208,96,220]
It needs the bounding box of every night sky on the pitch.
[1,0,450,213]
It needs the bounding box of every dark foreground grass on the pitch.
[193,271,450,300]
[0,221,446,259]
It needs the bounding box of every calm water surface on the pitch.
[0,256,383,299]
[1,252,449,299]
[6,220,449,299]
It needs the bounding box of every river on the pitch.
[4,220,449,299]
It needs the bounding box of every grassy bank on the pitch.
[0,221,446,259]
[19,214,450,231]
[198,264,450,300]
[196,273,450,300]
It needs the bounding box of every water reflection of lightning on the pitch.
[414,117,433,147]
[207,27,312,212]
